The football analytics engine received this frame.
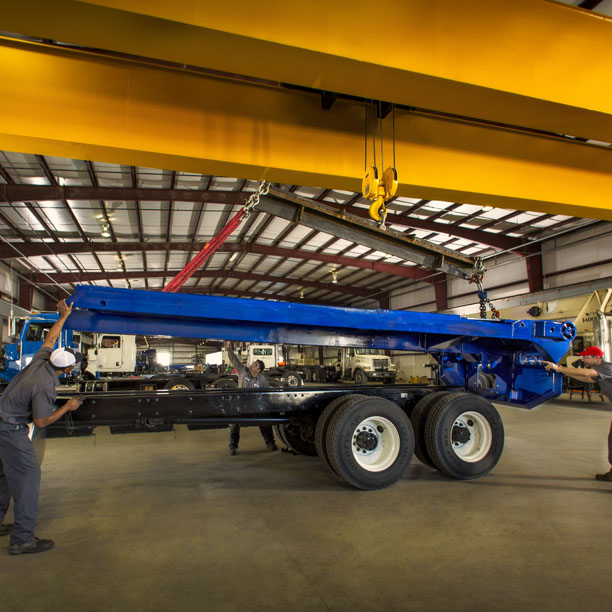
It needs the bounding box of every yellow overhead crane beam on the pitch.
[2,0,612,142]
[1,38,611,220]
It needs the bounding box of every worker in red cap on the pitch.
[542,346,612,482]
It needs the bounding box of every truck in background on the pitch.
[239,343,396,385]
[0,313,302,391]
[0,312,75,385]
[332,346,396,384]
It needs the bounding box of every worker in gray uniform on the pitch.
[0,299,82,555]
[542,346,612,482]
[224,341,277,455]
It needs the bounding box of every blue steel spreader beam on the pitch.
[67,286,576,409]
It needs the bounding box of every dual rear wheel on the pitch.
[410,391,504,479]
[278,391,504,490]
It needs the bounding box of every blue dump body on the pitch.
[66,286,576,409]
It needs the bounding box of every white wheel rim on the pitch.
[450,411,492,462]
[351,416,400,472]
[170,384,190,390]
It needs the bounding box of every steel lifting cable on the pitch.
[5,198,81,283]
[163,181,270,293]
[0,233,68,300]
[0,197,77,297]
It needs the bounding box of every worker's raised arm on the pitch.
[42,299,73,349]
[224,341,245,375]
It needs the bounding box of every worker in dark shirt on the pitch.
[542,346,612,482]
[0,299,82,555]
[224,341,277,455]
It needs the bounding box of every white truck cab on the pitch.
[336,347,396,385]
[86,334,137,376]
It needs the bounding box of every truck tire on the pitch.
[273,424,289,448]
[211,377,238,389]
[354,369,367,385]
[409,391,449,469]
[424,392,504,479]
[276,420,318,456]
[315,394,369,478]
[285,371,302,388]
[311,369,320,383]
[164,378,195,391]
[325,397,415,490]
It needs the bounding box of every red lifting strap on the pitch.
[163,209,245,293]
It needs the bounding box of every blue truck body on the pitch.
[65,285,575,409]
[1,285,577,490]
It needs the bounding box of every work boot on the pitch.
[595,470,612,482]
[229,447,238,456]
[0,524,13,537]
[266,442,278,451]
[8,537,54,555]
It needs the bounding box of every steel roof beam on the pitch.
[0,184,524,251]
[257,190,473,278]
[0,241,434,281]
[0,185,250,205]
[31,269,378,297]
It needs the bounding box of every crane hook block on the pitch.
[362,166,379,199]
[364,166,397,224]
[383,167,398,198]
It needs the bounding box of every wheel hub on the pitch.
[355,430,378,452]
[452,423,471,445]
[350,416,400,472]
[449,411,493,462]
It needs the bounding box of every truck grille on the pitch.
[373,359,388,370]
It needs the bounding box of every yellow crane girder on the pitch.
[2,0,612,142]
[1,38,611,220]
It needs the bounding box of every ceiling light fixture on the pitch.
[101,224,110,238]
[331,270,338,284]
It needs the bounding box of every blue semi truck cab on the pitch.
[0,312,76,385]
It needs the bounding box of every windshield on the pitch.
[355,348,386,356]
[252,348,273,356]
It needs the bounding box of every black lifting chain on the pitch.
[469,258,500,320]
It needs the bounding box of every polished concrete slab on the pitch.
[1,397,610,612]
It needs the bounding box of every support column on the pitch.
[524,245,544,294]
[433,273,448,311]
[18,281,33,311]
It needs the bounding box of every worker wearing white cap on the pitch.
[0,299,83,555]
[542,346,612,483]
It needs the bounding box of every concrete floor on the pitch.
[1,396,611,612]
